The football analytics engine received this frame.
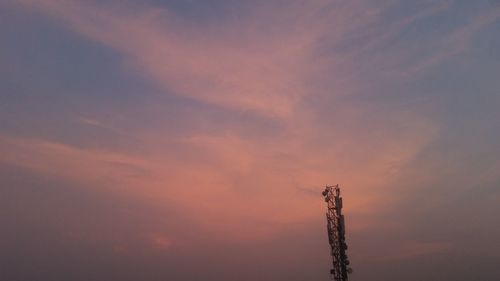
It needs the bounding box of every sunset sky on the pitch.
[1,0,500,280]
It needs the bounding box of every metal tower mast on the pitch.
[322,184,352,281]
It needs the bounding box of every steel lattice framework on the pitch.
[322,184,352,281]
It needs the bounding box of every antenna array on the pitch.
[322,184,352,281]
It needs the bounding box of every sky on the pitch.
[1,0,500,280]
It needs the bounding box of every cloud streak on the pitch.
[3,0,448,238]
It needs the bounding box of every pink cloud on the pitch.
[5,0,447,241]
[15,0,319,117]
[0,104,438,239]
[148,233,173,250]
[13,0,409,118]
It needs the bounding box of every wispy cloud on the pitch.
[404,6,500,75]
[3,1,500,279]
[15,0,325,117]
[5,1,445,235]
[15,0,458,118]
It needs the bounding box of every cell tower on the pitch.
[322,184,352,281]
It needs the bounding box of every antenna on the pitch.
[322,184,352,281]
